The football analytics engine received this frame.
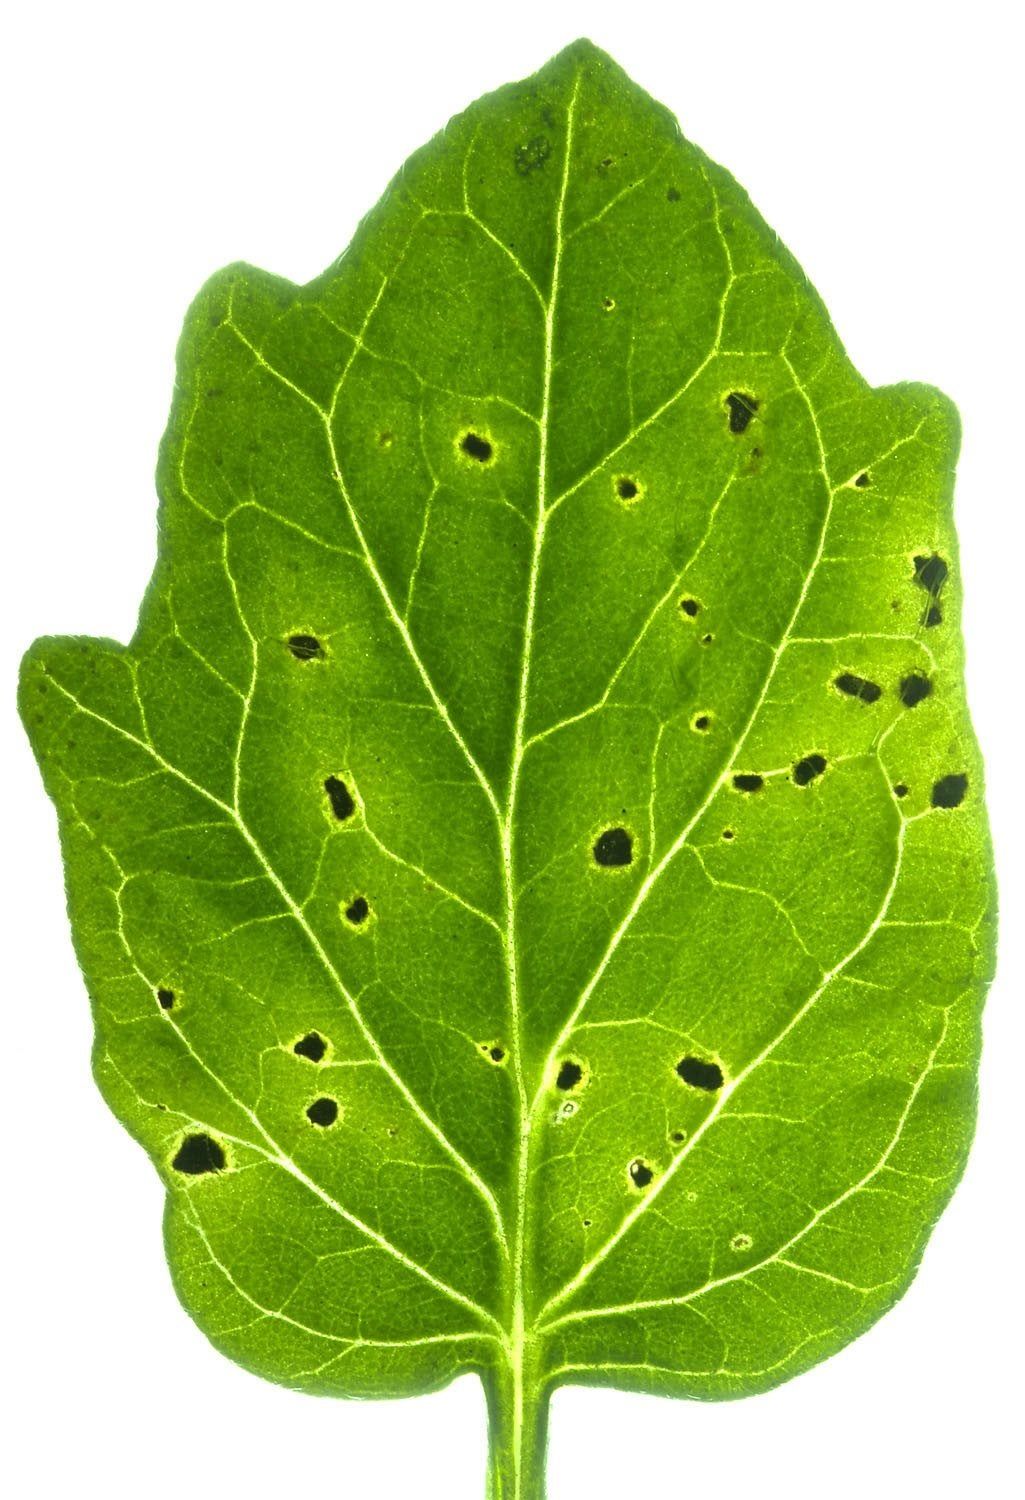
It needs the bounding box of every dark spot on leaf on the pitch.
[324,776,356,820]
[582,1217,592,1227]
[835,672,883,704]
[629,1159,654,1188]
[667,186,681,202]
[601,296,616,311]
[556,1060,583,1091]
[893,783,909,799]
[732,773,763,793]
[294,1032,327,1063]
[670,1130,686,1143]
[854,471,871,488]
[616,475,639,501]
[156,987,175,1010]
[287,634,323,661]
[925,603,943,627]
[460,431,493,463]
[700,632,714,646]
[172,1134,226,1176]
[793,753,827,786]
[480,1042,506,1064]
[900,673,933,708]
[722,828,735,841]
[676,1056,725,1091]
[344,896,369,925]
[514,136,550,175]
[378,430,395,449]
[725,392,758,433]
[306,1097,339,1127]
[932,773,968,809]
[680,597,700,617]
[914,553,948,596]
[599,156,614,170]
[593,827,633,866]
[692,714,711,732]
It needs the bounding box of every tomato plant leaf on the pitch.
[19,39,995,1499]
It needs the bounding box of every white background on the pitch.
[2,2,1022,1495]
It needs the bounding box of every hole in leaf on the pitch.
[287,634,323,661]
[676,1056,725,1091]
[900,673,933,708]
[725,392,758,433]
[914,553,948,596]
[156,987,175,1010]
[556,1060,584,1091]
[628,1159,654,1189]
[893,783,909,799]
[925,603,943,627]
[834,672,883,704]
[854,471,871,488]
[680,597,700,618]
[306,1097,339,1127]
[172,1134,226,1176]
[593,827,633,866]
[460,431,493,463]
[793,753,827,786]
[324,776,356,820]
[344,896,370,926]
[294,1032,327,1063]
[732,773,763,793]
[615,475,640,502]
[932,773,968,809]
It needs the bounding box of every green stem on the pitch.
[485,1343,550,1500]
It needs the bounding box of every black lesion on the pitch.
[593,827,633,866]
[914,553,948,595]
[793,753,827,786]
[854,471,871,488]
[680,597,701,618]
[835,672,883,704]
[899,673,933,708]
[628,1158,654,1188]
[479,1042,506,1064]
[344,896,369,926]
[324,776,356,820]
[676,1056,724,1091]
[460,431,493,463]
[172,1134,226,1176]
[732,773,763,793]
[556,1060,584,1091]
[156,987,175,1010]
[932,772,968,809]
[725,392,758,433]
[294,1032,327,1063]
[616,475,640,501]
[306,1097,339,1127]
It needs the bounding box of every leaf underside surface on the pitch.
[20,40,995,1499]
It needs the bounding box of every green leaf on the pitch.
[19,39,995,1499]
